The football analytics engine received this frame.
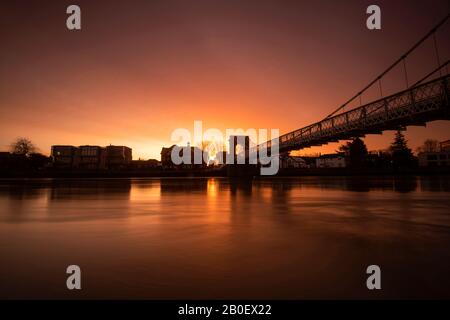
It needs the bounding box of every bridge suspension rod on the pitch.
[403,58,409,88]
[433,33,442,77]
[378,79,383,98]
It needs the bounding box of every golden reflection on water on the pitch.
[0,176,450,299]
[207,178,218,199]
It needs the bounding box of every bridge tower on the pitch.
[227,135,258,178]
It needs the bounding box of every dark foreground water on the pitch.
[0,176,449,299]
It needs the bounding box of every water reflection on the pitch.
[0,175,449,299]
[160,178,208,194]
[0,175,448,200]
[49,179,131,200]
[227,178,253,196]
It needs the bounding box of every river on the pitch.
[0,176,449,299]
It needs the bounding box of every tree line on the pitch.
[338,130,441,170]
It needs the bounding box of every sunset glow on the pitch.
[1,0,449,160]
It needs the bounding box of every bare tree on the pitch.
[10,137,36,156]
[416,139,440,153]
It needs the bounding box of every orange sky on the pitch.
[1,0,449,160]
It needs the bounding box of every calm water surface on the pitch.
[1,176,450,299]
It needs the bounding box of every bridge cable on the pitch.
[323,13,449,120]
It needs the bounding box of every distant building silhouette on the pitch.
[131,159,160,170]
[28,153,51,170]
[440,140,450,152]
[0,152,27,169]
[106,145,132,169]
[418,152,449,167]
[78,146,106,170]
[160,145,175,169]
[51,145,79,168]
[280,155,308,169]
[51,144,133,170]
[160,145,208,169]
[316,153,347,168]
[418,139,450,167]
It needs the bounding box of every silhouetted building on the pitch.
[316,153,347,168]
[131,159,160,170]
[0,152,27,170]
[78,145,106,170]
[418,151,450,167]
[296,156,318,168]
[366,150,392,168]
[51,145,79,168]
[160,145,208,169]
[106,145,132,169]
[161,145,175,169]
[51,144,133,170]
[417,139,450,167]
[28,153,51,170]
[440,140,450,152]
[280,155,308,168]
[147,159,160,168]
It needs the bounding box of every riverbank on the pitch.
[0,166,449,178]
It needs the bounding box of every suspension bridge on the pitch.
[257,14,450,154]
